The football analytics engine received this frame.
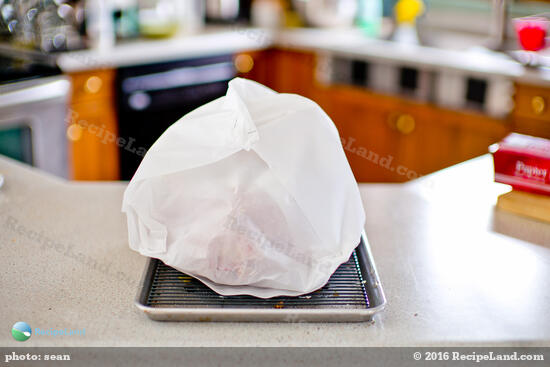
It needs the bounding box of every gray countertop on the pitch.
[55,27,272,72]
[1,154,550,347]
[52,27,550,87]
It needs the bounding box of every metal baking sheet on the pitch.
[135,232,386,322]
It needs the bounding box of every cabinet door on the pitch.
[322,85,510,182]
[513,83,550,138]
[322,86,406,182]
[237,49,317,99]
[383,100,439,180]
[449,109,510,163]
[399,107,510,177]
[68,69,119,180]
[67,101,119,180]
[236,51,272,86]
[70,69,115,103]
[268,49,316,98]
[514,117,550,139]
[67,100,119,180]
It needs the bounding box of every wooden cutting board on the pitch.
[497,190,550,223]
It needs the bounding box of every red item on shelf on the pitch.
[518,26,546,51]
[514,17,548,52]
[490,133,550,196]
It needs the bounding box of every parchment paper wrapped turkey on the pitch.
[122,78,365,298]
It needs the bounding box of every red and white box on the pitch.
[490,133,550,196]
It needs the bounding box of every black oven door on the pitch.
[117,54,236,180]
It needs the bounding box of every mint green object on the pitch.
[357,0,383,37]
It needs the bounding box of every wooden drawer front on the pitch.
[269,49,315,98]
[323,86,419,182]
[236,51,269,85]
[68,100,120,181]
[69,69,115,104]
[514,117,550,139]
[514,83,550,121]
[239,49,316,100]
[320,85,510,182]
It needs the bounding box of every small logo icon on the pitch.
[12,322,31,342]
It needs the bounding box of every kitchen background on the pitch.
[1,0,549,182]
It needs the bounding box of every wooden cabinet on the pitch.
[243,48,511,182]
[513,83,550,139]
[67,69,119,180]
[319,85,509,182]
[59,49,549,182]
[317,86,406,181]
[411,107,510,176]
[64,47,516,183]
[236,51,272,86]
[237,48,317,99]
[264,48,316,98]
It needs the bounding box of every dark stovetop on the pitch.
[0,53,61,85]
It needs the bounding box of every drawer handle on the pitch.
[395,114,416,135]
[84,76,103,94]
[234,54,254,74]
[531,96,546,115]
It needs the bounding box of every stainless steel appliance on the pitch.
[0,55,70,178]
[116,54,237,180]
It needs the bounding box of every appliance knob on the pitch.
[128,92,151,111]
